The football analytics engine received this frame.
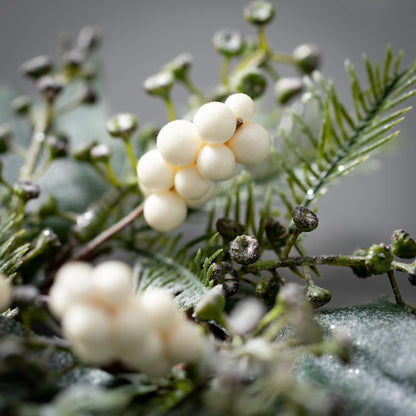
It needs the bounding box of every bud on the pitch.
[11,95,32,115]
[143,71,175,97]
[265,217,288,245]
[79,85,98,104]
[38,195,58,217]
[62,48,85,71]
[212,30,245,57]
[229,234,261,265]
[20,55,53,79]
[163,53,193,80]
[351,248,372,278]
[255,275,280,306]
[193,285,226,325]
[306,285,332,308]
[292,206,318,232]
[293,43,322,74]
[210,262,239,297]
[77,26,102,53]
[106,113,138,140]
[365,243,393,275]
[0,125,12,154]
[234,69,267,99]
[30,228,61,258]
[36,76,63,102]
[14,180,40,201]
[391,229,416,259]
[90,143,112,162]
[46,133,68,159]
[216,217,245,241]
[274,77,303,104]
[73,140,99,162]
[243,1,275,25]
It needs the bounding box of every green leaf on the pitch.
[296,299,416,415]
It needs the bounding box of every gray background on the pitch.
[0,0,415,307]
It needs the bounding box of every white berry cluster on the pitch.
[137,93,271,232]
[49,260,204,377]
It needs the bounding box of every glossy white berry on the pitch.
[141,288,181,334]
[227,122,271,165]
[90,261,133,306]
[157,120,202,166]
[48,262,94,318]
[224,93,255,122]
[62,303,115,364]
[137,149,175,192]
[196,144,236,181]
[174,165,213,201]
[143,190,187,232]
[193,102,236,144]
[186,181,215,208]
[0,274,12,312]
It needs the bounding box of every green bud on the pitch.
[31,228,61,257]
[38,195,58,217]
[193,285,226,325]
[90,143,112,162]
[14,180,40,201]
[212,30,246,57]
[210,262,239,297]
[292,206,318,232]
[46,133,68,159]
[243,1,275,25]
[11,95,32,115]
[306,285,332,308]
[274,77,303,104]
[0,125,12,154]
[106,113,139,140]
[234,68,267,99]
[36,76,63,102]
[143,71,175,97]
[351,248,372,278]
[79,85,98,104]
[255,275,280,306]
[365,243,393,275]
[20,55,53,79]
[229,234,261,265]
[62,48,86,71]
[77,26,102,53]
[216,217,245,241]
[293,43,322,74]
[265,217,288,245]
[163,53,193,80]
[72,140,99,162]
[391,229,416,259]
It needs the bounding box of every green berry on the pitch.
[143,71,175,97]
[255,275,280,306]
[243,1,275,25]
[106,113,139,140]
[391,229,416,259]
[14,180,40,201]
[212,29,245,57]
[365,243,393,275]
[234,68,267,99]
[20,55,53,79]
[216,218,245,241]
[229,235,260,265]
[73,140,99,162]
[163,53,193,80]
[306,285,332,308]
[11,95,32,115]
[274,77,303,104]
[265,217,288,245]
[46,133,68,159]
[36,76,63,102]
[210,262,239,297]
[293,43,322,74]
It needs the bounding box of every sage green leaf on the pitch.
[296,299,416,416]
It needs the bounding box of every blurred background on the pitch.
[0,0,415,307]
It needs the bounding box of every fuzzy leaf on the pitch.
[296,299,416,416]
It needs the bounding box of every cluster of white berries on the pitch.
[137,93,271,232]
[49,260,204,377]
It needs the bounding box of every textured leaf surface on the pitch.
[296,299,416,416]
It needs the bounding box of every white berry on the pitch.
[137,149,175,192]
[167,321,203,364]
[143,190,187,232]
[0,274,12,313]
[224,93,255,122]
[227,122,271,165]
[193,102,236,144]
[174,165,213,201]
[196,144,236,181]
[186,181,215,208]
[157,120,202,166]
[62,303,115,364]
[90,261,133,306]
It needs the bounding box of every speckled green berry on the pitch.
[229,235,261,265]
[292,206,318,232]
[210,262,239,297]
[255,275,280,306]
[234,69,267,99]
[391,229,416,259]
[306,285,332,308]
[212,30,245,57]
[265,217,288,246]
[216,218,245,241]
[243,1,275,25]
[365,243,393,275]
